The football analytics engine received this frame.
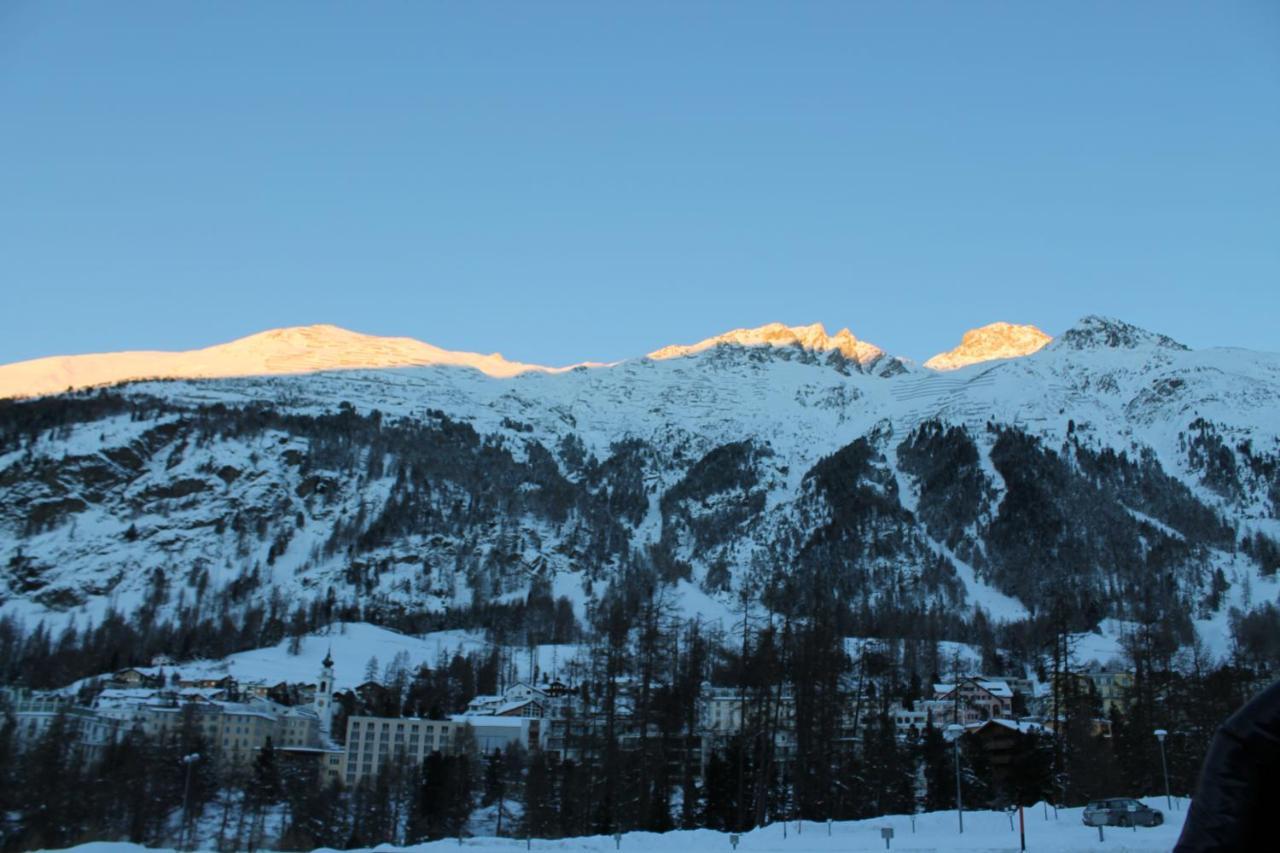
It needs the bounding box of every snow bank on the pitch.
[41,799,1189,852]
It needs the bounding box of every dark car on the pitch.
[1082,798,1164,828]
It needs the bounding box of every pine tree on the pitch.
[521,752,558,839]
[861,712,915,817]
[19,711,87,849]
[920,721,954,813]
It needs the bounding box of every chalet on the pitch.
[111,668,164,690]
[933,677,1014,721]
[958,718,1050,793]
[464,683,550,717]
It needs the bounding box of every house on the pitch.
[464,683,550,717]
[957,718,1050,794]
[1047,668,1134,717]
[1081,668,1134,715]
[887,705,930,738]
[493,698,545,718]
[933,677,1014,721]
[111,668,164,690]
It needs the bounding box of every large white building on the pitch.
[341,682,554,786]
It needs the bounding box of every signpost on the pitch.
[880,826,895,850]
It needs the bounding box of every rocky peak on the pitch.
[1052,315,1188,353]
[924,322,1052,371]
[648,322,886,365]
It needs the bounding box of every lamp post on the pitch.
[1153,729,1172,810]
[947,724,965,834]
[180,752,201,851]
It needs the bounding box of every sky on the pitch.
[1,1,1277,367]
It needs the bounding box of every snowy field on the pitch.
[65,622,588,695]
[39,799,1187,852]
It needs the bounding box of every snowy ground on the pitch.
[65,622,589,694]
[39,798,1188,852]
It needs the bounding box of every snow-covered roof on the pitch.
[450,714,527,728]
[933,678,1013,699]
[494,699,541,715]
[975,680,1013,698]
[976,718,1047,735]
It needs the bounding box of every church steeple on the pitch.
[315,647,335,741]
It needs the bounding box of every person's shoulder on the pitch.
[1222,680,1280,742]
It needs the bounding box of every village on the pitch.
[0,647,1135,795]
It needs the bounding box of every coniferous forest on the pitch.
[0,574,1276,850]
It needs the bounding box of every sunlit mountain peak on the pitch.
[923,322,1052,371]
[0,324,567,398]
[647,321,886,365]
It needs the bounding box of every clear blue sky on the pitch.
[2,1,1277,366]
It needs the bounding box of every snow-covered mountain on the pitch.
[649,322,897,374]
[1,315,1277,660]
[0,323,601,399]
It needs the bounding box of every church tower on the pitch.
[315,648,335,741]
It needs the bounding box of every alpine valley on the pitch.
[1,316,1278,683]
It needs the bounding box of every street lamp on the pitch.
[180,752,201,851]
[1153,730,1172,810]
[947,724,965,834]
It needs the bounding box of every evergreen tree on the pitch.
[860,712,915,817]
[19,712,87,849]
[521,752,559,839]
[920,722,954,813]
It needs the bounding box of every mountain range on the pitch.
[1,315,1277,666]
[0,320,1054,399]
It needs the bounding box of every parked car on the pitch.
[1082,798,1164,828]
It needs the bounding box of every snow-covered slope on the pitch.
[64,622,584,695]
[2,315,1278,658]
[0,324,601,399]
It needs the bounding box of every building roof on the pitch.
[933,678,1014,699]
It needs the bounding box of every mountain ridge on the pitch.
[0,315,1256,400]
[2,313,1278,655]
